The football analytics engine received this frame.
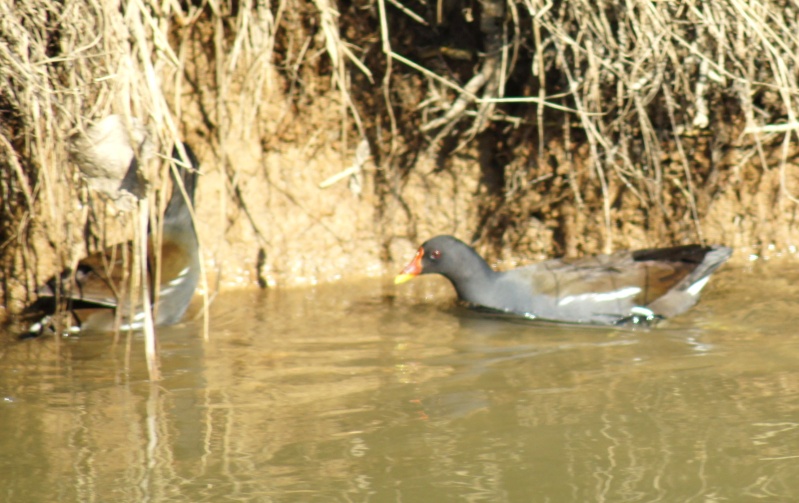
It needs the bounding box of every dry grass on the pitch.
[366,0,799,255]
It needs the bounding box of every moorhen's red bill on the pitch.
[24,143,201,335]
[395,235,732,325]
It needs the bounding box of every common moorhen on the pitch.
[395,235,732,325]
[25,143,201,335]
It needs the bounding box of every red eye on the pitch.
[430,250,442,260]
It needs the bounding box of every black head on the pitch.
[395,235,492,284]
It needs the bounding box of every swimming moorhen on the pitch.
[395,235,732,325]
[25,143,201,335]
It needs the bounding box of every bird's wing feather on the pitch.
[37,242,137,309]
[513,251,696,307]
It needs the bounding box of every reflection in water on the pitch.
[1,263,799,501]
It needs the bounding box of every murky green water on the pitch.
[2,262,799,502]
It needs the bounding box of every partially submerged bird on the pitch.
[395,235,732,325]
[24,143,201,335]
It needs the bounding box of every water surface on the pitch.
[2,262,799,502]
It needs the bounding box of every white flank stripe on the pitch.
[558,286,641,306]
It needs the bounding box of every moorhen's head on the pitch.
[394,235,491,285]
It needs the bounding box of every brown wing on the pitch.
[153,235,195,288]
[522,250,697,306]
[37,241,137,308]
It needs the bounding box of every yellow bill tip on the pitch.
[394,273,417,285]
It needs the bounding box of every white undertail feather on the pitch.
[685,275,710,296]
